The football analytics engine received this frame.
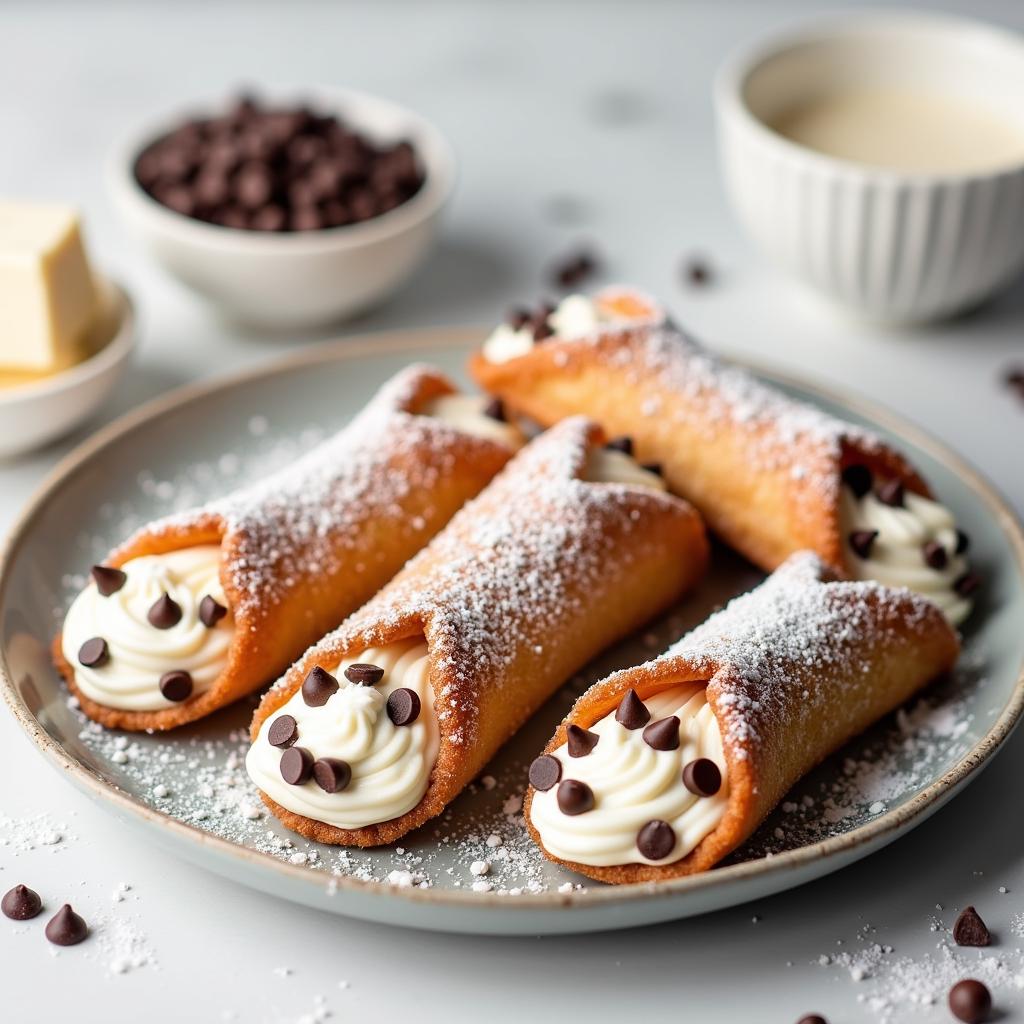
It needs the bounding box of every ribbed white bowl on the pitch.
[715,12,1024,323]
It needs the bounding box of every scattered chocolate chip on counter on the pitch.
[949,978,992,1023]
[44,904,89,946]
[796,1015,828,1024]
[953,906,991,947]
[682,256,713,287]
[1004,366,1024,399]
[550,247,599,289]
[134,94,425,232]
[2,884,42,921]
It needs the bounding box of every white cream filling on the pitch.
[842,484,973,626]
[421,393,524,449]
[584,447,667,490]
[530,684,728,866]
[246,638,440,830]
[481,289,660,364]
[61,546,233,712]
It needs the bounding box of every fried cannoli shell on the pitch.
[54,366,516,732]
[469,320,928,574]
[525,553,960,883]
[251,416,709,846]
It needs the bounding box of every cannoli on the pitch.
[245,416,709,845]
[470,287,978,624]
[54,366,524,731]
[525,552,959,883]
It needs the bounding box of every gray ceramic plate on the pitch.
[2,327,1022,935]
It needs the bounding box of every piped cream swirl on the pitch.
[245,638,440,830]
[529,684,728,866]
[61,545,233,711]
[482,288,662,364]
[842,485,973,626]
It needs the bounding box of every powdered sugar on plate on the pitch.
[43,375,992,901]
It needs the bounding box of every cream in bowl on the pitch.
[716,12,1024,322]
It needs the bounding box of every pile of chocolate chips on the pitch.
[134,94,425,232]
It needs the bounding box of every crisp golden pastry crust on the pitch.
[250,417,709,846]
[54,366,516,731]
[525,553,960,883]
[470,319,927,574]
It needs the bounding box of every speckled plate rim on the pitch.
[3,325,1023,924]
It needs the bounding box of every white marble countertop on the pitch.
[3,1,1024,1021]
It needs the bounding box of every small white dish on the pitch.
[0,277,135,459]
[715,11,1024,323]
[107,88,455,330]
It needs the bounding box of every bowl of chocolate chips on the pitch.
[108,89,454,328]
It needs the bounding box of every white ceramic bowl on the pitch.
[0,278,135,459]
[715,12,1024,323]
[107,89,455,330]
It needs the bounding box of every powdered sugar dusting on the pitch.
[306,416,684,747]
[668,552,945,756]
[122,365,493,618]
[581,322,894,502]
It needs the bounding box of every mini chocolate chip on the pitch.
[796,1016,828,1024]
[528,755,562,791]
[552,249,598,289]
[923,540,948,570]
[876,479,905,507]
[2,884,42,921]
[147,592,182,629]
[949,979,992,1023]
[91,565,126,596]
[267,715,299,749]
[605,436,634,455]
[556,779,595,815]
[641,462,663,476]
[841,464,873,499]
[615,688,650,730]
[953,906,991,947]
[313,757,352,794]
[199,595,228,627]
[684,258,711,286]
[956,529,970,555]
[682,758,722,797]
[302,666,339,707]
[566,723,600,757]
[955,572,982,598]
[78,637,109,668]
[45,904,88,946]
[280,746,314,785]
[643,716,680,751]
[507,307,532,330]
[344,663,384,686]
[849,530,879,559]
[483,397,506,422]
[636,819,675,860]
[533,320,555,342]
[387,687,421,726]
[159,670,193,702]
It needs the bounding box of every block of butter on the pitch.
[0,201,101,373]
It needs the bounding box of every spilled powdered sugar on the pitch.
[814,909,1024,1021]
